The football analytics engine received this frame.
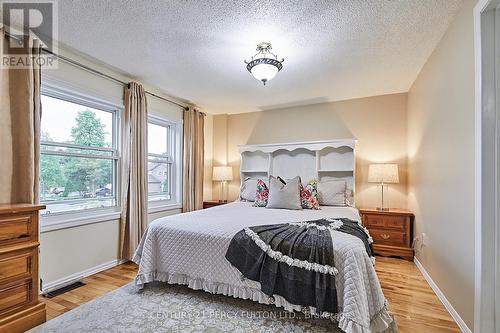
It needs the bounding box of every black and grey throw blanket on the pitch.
[225,218,374,314]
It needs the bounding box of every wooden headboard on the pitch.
[238,139,357,204]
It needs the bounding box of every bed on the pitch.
[133,140,393,333]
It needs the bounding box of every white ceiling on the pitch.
[57,0,463,114]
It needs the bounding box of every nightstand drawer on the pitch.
[363,213,407,231]
[362,214,386,228]
[203,201,227,209]
[369,228,406,246]
[384,215,407,231]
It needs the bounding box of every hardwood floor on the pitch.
[42,263,137,320]
[374,257,460,333]
[41,257,460,333]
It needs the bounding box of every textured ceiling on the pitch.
[56,0,463,114]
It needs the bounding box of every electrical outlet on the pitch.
[412,234,426,252]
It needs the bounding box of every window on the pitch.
[40,92,118,215]
[147,118,175,202]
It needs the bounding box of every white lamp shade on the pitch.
[368,164,399,184]
[213,166,233,181]
[250,63,279,82]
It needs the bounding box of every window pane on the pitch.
[148,123,168,155]
[41,95,113,147]
[40,154,115,213]
[148,160,171,201]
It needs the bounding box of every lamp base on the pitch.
[376,207,390,211]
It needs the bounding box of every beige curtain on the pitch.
[182,107,204,212]
[0,29,41,204]
[119,82,148,260]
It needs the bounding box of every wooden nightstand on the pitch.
[359,208,414,261]
[203,200,227,209]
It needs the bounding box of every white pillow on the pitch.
[266,176,302,210]
[240,177,266,202]
[318,180,347,206]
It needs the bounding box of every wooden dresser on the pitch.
[359,208,414,261]
[0,204,46,332]
[203,200,228,209]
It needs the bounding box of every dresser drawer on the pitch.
[0,214,35,246]
[363,213,408,230]
[0,249,34,285]
[383,215,407,231]
[369,228,407,246]
[0,279,33,314]
[362,214,386,228]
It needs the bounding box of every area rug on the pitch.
[30,282,399,332]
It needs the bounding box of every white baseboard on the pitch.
[41,258,128,294]
[414,257,472,333]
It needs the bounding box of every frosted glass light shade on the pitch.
[245,43,283,85]
[213,166,233,181]
[250,63,279,83]
[368,164,399,184]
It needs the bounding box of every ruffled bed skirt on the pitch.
[134,270,393,333]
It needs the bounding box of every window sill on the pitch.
[40,204,183,233]
[148,202,182,214]
[41,209,121,233]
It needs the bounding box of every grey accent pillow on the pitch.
[318,180,347,206]
[240,177,258,202]
[266,176,302,210]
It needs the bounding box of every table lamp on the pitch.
[213,166,233,202]
[368,163,399,211]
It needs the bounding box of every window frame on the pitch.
[147,114,183,211]
[39,83,122,218]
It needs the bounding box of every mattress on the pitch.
[133,202,392,333]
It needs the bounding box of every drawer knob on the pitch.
[381,234,390,240]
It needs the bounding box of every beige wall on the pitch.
[40,220,119,285]
[210,93,408,209]
[407,0,476,329]
[203,114,214,201]
[212,114,229,201]
[40,207,181,287]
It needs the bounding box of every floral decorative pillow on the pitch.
[299,179,320,210]
[253,179,269,207]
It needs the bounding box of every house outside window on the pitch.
[147,116,182,207]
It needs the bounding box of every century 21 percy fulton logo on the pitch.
[1,0,57,68]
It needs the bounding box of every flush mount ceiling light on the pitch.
[244,42,284,85]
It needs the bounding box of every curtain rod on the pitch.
[3,30,207,115]
[40,48,194,111]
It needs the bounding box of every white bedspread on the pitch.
[133,202,392,333]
